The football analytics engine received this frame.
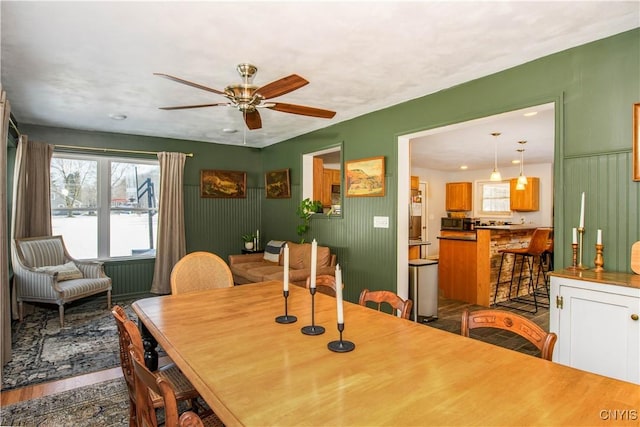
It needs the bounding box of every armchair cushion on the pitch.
[35,261,84,281]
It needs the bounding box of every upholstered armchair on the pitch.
[11,235,112,327]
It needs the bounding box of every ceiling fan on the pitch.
[154,63,336,130]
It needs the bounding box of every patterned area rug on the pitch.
[0,377,130,426]
[1,294,151,391]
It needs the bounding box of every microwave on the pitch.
[441,217,475,231]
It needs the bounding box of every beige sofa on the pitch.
[228,241,337,287]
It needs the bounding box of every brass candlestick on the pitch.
[566,243,579,271]
[594,244,604,272]
[576,227,588,270]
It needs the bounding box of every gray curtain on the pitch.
[10,136,54,317]
[1,88,12,368]
[11,136,53,239]
[150,152,186,294]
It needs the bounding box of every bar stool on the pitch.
[492,228,553,313]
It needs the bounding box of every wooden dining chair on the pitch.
[305,274,342,297]
[111,305,202,426]
[461,309,557,360]
[170,251,233,295]
[358,289,413,319]
[179,411,208,427]
[129,345,224,427]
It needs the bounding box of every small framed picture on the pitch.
[200,170,246,198]
[633,103,639,181]
[345,156,385,197]
[265,169,291,199]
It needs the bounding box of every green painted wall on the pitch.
[13,29,640,300]
[262,29,640,302]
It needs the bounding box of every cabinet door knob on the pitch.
[632,314,639,321]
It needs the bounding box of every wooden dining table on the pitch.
[132,280,640,427]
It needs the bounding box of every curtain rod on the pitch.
[54,144,194,158]
[9,116,21,137]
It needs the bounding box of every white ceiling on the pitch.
[1,1,638,150]
[410,102,555,171]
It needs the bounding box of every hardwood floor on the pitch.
[1,367,123,406]
[0,355,170,407]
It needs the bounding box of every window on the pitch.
[50,153,160,259]
[476,180,511,217]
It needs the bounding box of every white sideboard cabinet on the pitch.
[549,270,640,384]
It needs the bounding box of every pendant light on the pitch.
[489,132,502,181]
[516,140,528,189]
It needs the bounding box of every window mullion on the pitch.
[97,158,110,259]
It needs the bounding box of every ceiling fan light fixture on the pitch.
[489,132,502,181]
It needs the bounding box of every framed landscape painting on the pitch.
[265,168,291,198]
[345,156,385,197]
[200,170,246,198]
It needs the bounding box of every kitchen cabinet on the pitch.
[445,182,472,211]
[509,177,539,211]
[321,168,340,207]
[549,271,640,384]
[410,175,419,190]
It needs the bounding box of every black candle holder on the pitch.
[328,322,355,353]
[301,287,325,335]
[275,290,297,324]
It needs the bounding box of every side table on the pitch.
[242,248,264,254]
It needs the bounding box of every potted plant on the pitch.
[296,198,323,243]
[242,233,255,250]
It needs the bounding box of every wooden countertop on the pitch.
[437,235,477,241]
[549,269,640,290]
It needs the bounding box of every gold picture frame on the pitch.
[200,170,246,198]
[265,169,291,199]
[634,103,640,181]
[345,156,385,197]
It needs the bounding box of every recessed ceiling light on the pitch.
[223,128,238,133]
[512,159,521,164]
[524,111,538,117]
[460,165,468,170]
[109,113,127,120]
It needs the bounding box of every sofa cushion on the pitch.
[35,261,84,281]
[264,240,286,263]
[285,241,331,270]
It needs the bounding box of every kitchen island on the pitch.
[438,225,543,306]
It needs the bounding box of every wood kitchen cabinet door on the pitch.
[550,275,640,384]
[445,182,472,211]
[411,175,419,190]
[509,177,539,211]
[322,169,340,207]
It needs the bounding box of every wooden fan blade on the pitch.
[268,102,336,119]
[154,73,226,95]
[256,75,309,99]
[244,110,262,130]
[159,103,228,110]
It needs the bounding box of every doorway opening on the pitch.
[397,102,557,301]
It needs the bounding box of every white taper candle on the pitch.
[283,244,289,292]
[579,192,585,228]
[335,264,344,324]
[572,228,577,244]
[310,239,317,289]
[597,229,602,245]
